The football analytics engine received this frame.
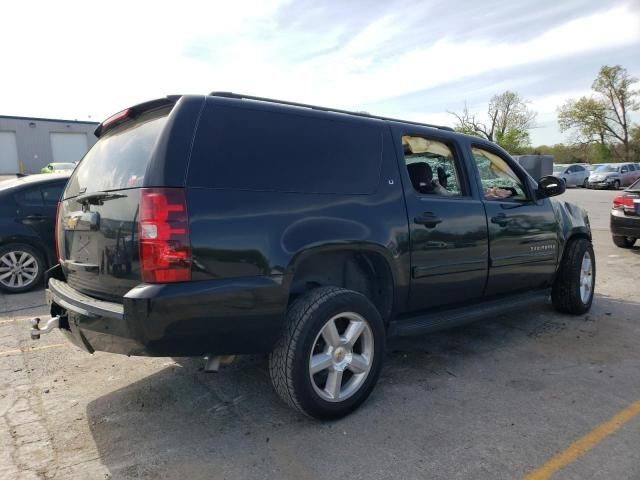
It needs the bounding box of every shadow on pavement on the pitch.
[85,294,639,479]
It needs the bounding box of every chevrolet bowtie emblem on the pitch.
[65,216,79,229]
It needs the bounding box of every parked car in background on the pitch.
[587,163,640,189]
[610,178,640,248]
[0,174,69,292]
[32,93,595,419]
[552,163,590,187]
[40,162,76,174]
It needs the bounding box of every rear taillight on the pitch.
[613,195,634,210]
[55,201,61,263]
[139,188,192,283]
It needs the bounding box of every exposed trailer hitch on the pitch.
[30,316,62,340]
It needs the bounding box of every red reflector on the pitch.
[139,188,191,283]
[55,201,61,263]
[613,195,634,209]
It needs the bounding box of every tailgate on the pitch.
[58,104,173,301]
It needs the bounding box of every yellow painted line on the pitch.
[0,318,16,325]
[525,400,640,480]
[0,343,68,357]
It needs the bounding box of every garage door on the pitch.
[50,132,88,163]
[0,131,19,174]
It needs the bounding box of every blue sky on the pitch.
[1,0,639,145]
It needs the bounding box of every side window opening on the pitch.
[402,136,463,197]
[16,187,44,206]
[471,147,528,201]
[41,184,65,205]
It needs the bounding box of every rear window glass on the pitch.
[187,104,383,194]
[64,107,170,198]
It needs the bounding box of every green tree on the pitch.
[495,128,531,155]
[558,97,607,145]
[449,91,537,153]
[630,125,640,161]
[558,65,639,161]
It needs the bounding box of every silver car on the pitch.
[587,163,640,189]
[552,163,590,188]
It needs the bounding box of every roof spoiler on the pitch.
[94,95,181,137]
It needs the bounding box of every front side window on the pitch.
[472,147,527,201]
[402,136,463,196]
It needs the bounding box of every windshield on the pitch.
[629,178,640,190]
[553,165,567,172]
[594,165,616,173]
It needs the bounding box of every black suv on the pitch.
[33,93,595,419]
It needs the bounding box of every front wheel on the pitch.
[582,178,588,188]
[612,235,636,248]
[552,238,595,315]
[269,287,385,420]
[612,180,620,190]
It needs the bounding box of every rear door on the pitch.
[397,132,489,311]
[469,145,558,296]
[14,184,57,254]
[59,104,175,301]
[574,165,588,186]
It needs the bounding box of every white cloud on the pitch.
[0,0,638,134]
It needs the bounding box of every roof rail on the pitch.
[209,91,454,132]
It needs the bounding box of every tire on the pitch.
[552,238,595,315]
[0,243,45,293]
[269,286,385,420]
[582,178,588,188]
[612,235,636,248]
[612,180,620,190]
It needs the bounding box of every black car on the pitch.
[0,174,69,292]
[611,178,640,248]
[32,93,595,419]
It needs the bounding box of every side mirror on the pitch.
[537,175,566,198]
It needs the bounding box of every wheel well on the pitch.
[559,233,590,264]
[288,251,394,322]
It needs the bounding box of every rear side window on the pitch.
[16,187,43,206]
[188,104,383,194]
[41,183,65,205]
[64,107,171,198]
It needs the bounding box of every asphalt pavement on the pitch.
[0,187,638,480]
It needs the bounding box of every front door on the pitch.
[469,146,558,296]
[398,133,489,311]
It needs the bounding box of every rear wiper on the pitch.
[75,191,127,205]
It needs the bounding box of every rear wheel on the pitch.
[612,235,636,248]
[0,243,45,293]
[552,238,595,315]
[269,287,385,420]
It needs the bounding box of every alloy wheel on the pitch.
[0,251,39,289]
[309,312,374,402]
[579,250,594,304]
